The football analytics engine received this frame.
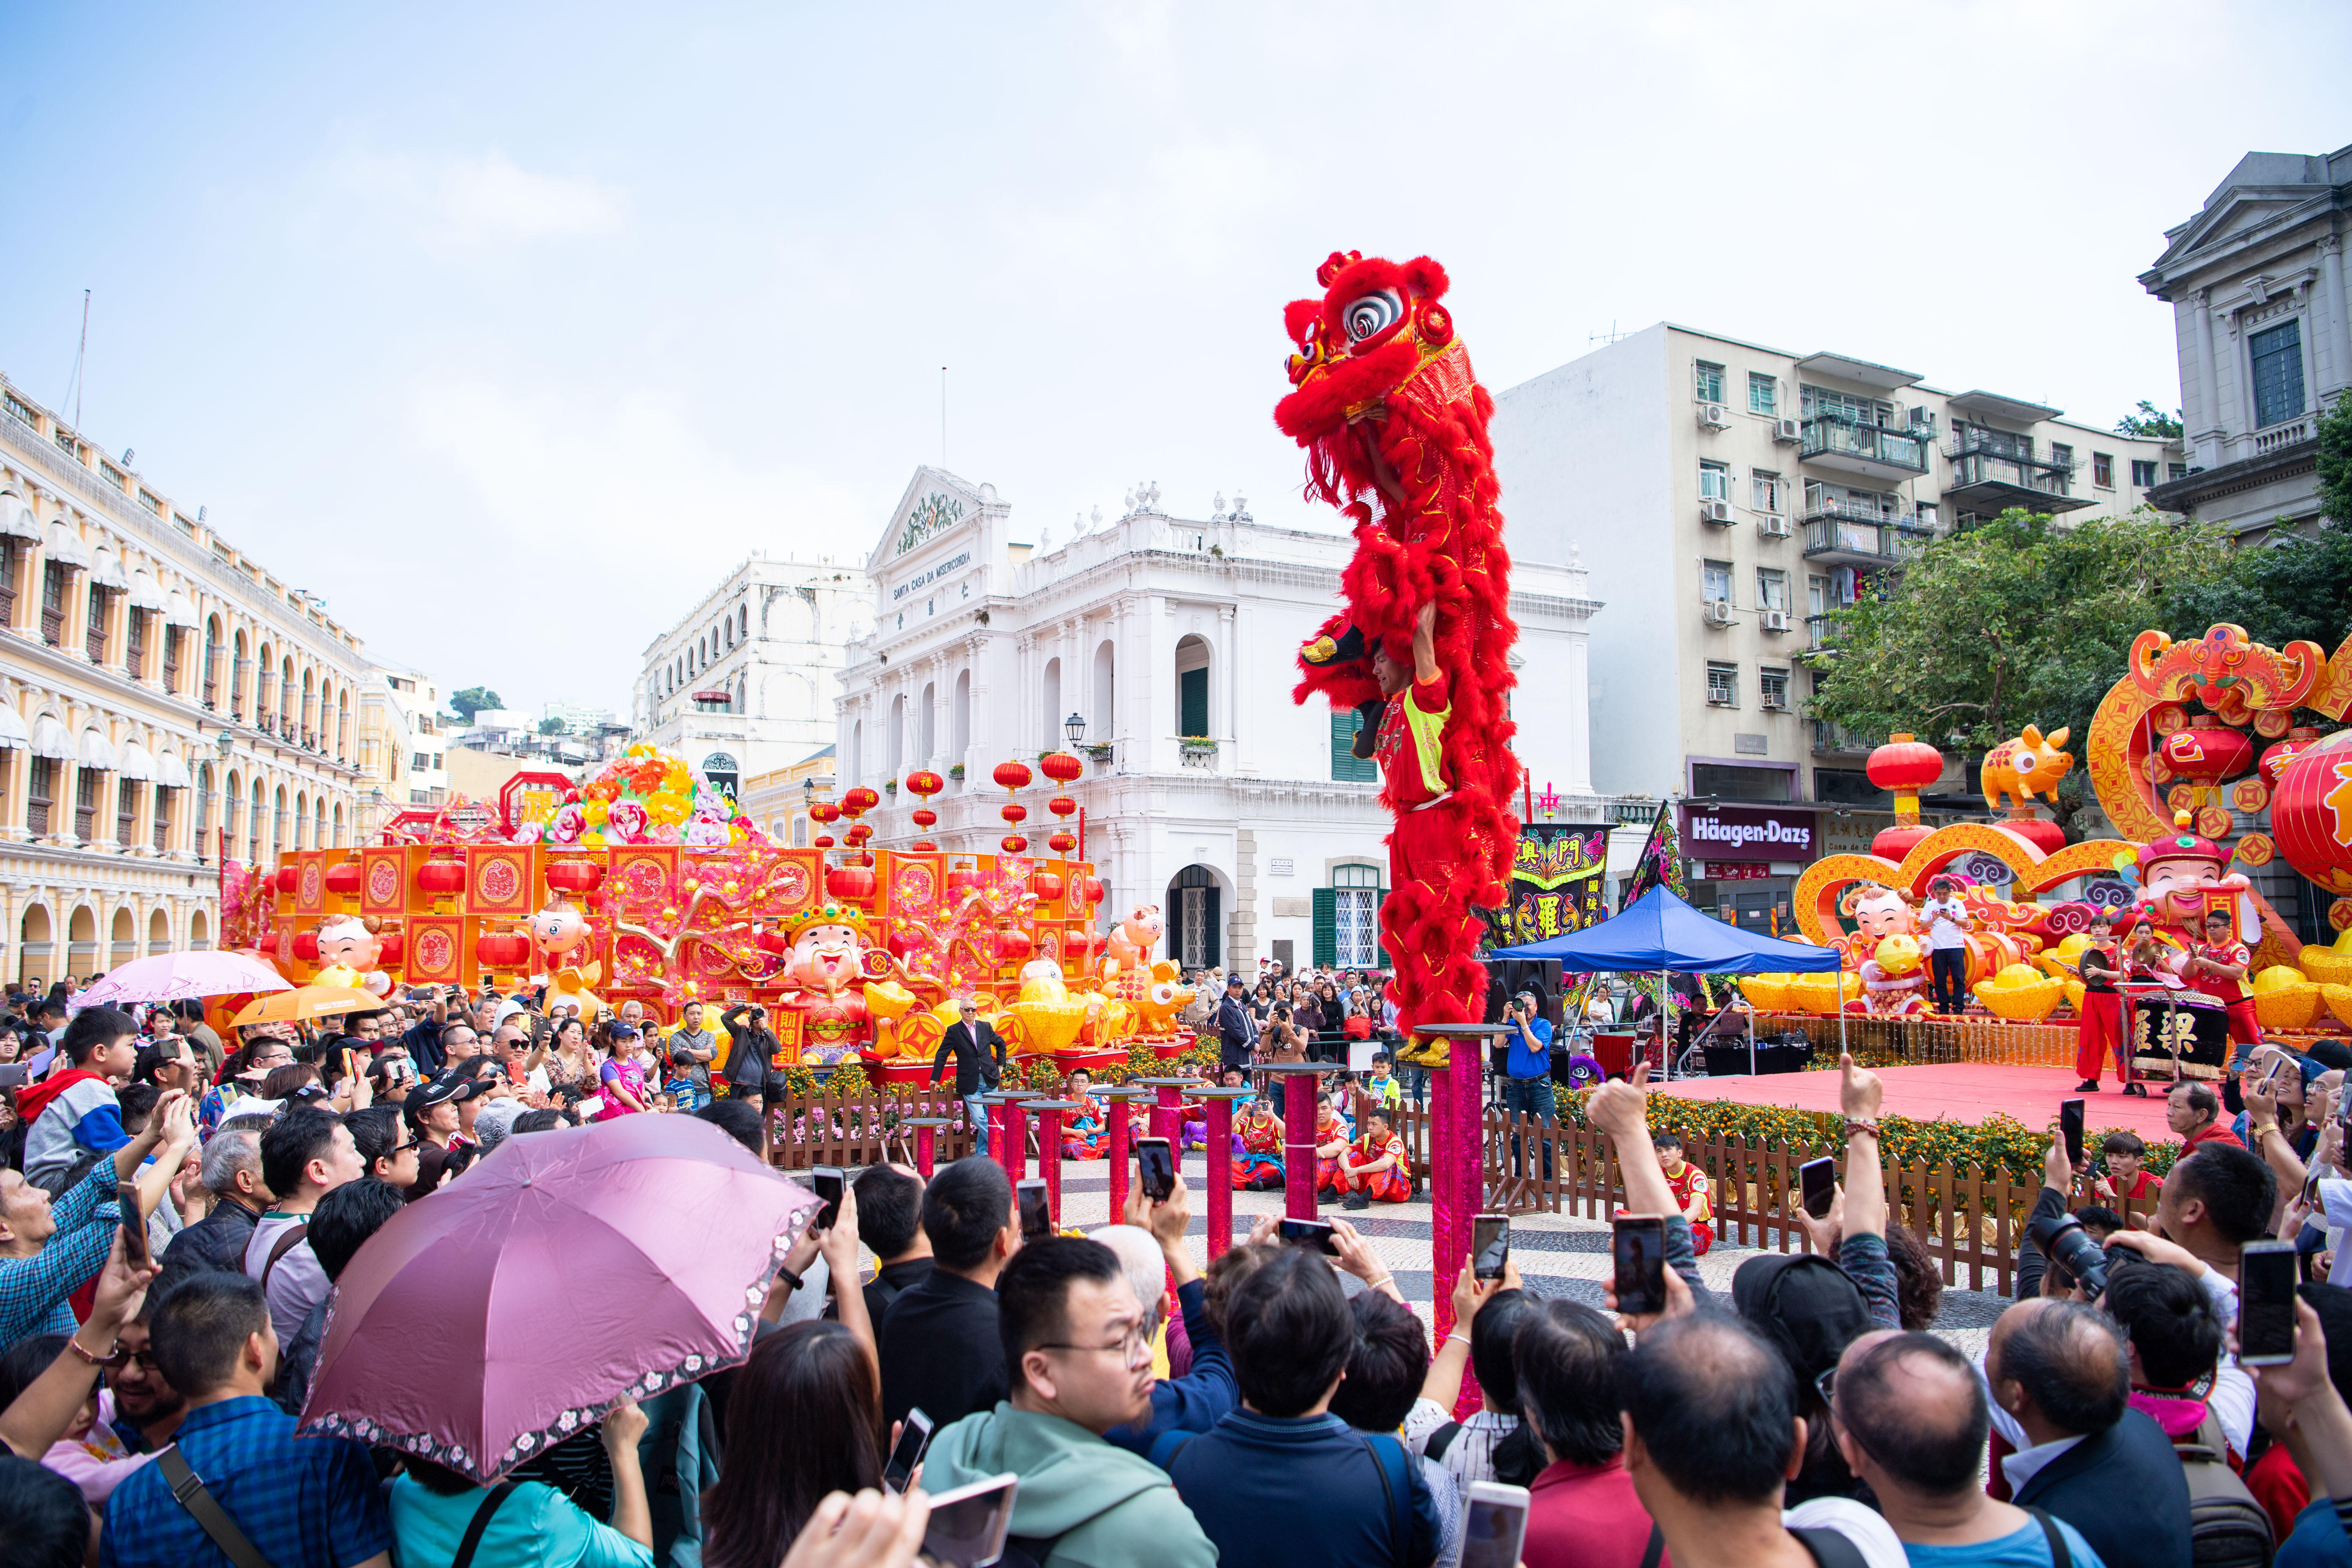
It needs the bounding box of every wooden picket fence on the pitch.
[771,1085,2130,1296]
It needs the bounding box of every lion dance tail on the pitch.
[1277,252,1519,1040]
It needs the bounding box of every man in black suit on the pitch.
[1214,975,1258,1073]
[930,998,1005,1159]
[877,1156,1020,1429]
[1987,1298,2193,1568]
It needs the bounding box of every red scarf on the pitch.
[14,1067,109,1124]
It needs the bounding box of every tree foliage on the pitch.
[447,686,502,721]
[1807,506,2352,833]
[2318,388,2352,525]
[538,716,569,735]
[2115,400,2184,439]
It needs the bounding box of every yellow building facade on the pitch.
[2,375,367,986]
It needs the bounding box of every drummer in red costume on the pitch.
[2183,905,2260,1065]
[2071,915,2139,1096]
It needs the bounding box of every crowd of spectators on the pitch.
[4,971,2352,1568]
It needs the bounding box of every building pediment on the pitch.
[873,468,993,572]
[2148,186,2339,286]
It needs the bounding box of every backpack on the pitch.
[2175,1410,2274,1568]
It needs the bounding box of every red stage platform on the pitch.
[1654,1063,2177,1141]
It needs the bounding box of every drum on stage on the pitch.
[2121,983,2231,1083]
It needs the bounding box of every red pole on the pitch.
[1196,1088,1251,1258]
[1283,1071,1318,1220]
[1104,1089,1138,1220]
[916,1123,936,1178]
[1001,1098,1030,1181]
[1030,1101,1075,1227]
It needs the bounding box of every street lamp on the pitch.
[1064,712,1085,746]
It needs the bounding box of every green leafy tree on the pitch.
[1805,509,2237,835]
[447,686,502,721]
[538,716,569,735]
[2316,388,2352,525]
[2115,400,2185,439]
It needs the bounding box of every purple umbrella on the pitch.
[301,1113,815,1481]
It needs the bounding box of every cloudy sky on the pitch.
[3,3,2345,718]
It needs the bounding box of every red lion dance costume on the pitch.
[1278,252,1519,1051]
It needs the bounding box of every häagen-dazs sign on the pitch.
[1677,803,1817,863]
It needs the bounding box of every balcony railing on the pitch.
[152,817,169,852]
[1813,719,1874,754]
[1803,518,1926,566]
[1946,428,2071,471]
[117,813,134,849]
[1805,613,1840,650]
[1801,417,1930,475]
[74,805,95,841]
[27,800,49,836]
[41,606,63,644]
[1801,494,1901,529]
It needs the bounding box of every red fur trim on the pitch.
[1283,298,1323,346]
[1274,338,1419,444]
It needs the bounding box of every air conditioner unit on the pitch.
[1910,409,1938,434]
[1698,403,1731,429]
[1702,599,1735,626]
[1762,695,1790,711]
[1700,498,1736,524]
[1773,417,1802,443]
[1761,609,1791,632]
[1759,515,1790,538]
[1706,690,1736,707]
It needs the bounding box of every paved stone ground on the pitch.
[1043,1147,2008,1358]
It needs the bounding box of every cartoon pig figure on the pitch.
[1103,906,1165,976]
[525,896,591,963]
[313,914,392,998]
[1980,724,2074,812]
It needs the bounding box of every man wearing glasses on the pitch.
[919,1237,1217,1568]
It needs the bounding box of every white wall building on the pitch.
[354,664,448,839]
[633,553,870,806]
[1492,324,2176,926]
[836,467,1603,972]
[2142,143,2352,540]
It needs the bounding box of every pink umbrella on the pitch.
[300,1113,816,1482]
[72,948,293,1008]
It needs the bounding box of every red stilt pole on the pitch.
[1027,1100,1078,1228]
[1193,1087,1253,1258]
[1101,1088,1145,1221]
[1273,1065,1321,1221]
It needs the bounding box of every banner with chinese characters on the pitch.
[1619,810,1688,909]
[1507,825,1610,945]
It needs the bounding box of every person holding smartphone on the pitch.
[1919,876,1972,1016]
[1499,993,1554,1183]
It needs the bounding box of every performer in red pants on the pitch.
[2184,905,2261,1068]
[2071,921,2141,1094]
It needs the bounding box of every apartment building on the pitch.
[1492,324,2175,926]
[354,665,449,840]
[633,552,871,806]
[1,375,367,985]
[2142,143,2352,540]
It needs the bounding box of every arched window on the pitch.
[1165,865,1220,969]
[272,784,288,859]
[1175,634,1211,738]
[1322,863,1386,969]
[887,694,905,777]
[1041,658,1062,751]
[918,681,936,764]
[196,763,214,838]
[189,908,211,951]
[148,907,169,956]
[848,718,864,787]
[951,670,971,767]
[203,616,222,708]
[1093,640,1116,741]
[247,779,263,862]
[739,605,749,641]
[294,791,309,850]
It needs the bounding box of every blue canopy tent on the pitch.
[1493,885,1846,1077]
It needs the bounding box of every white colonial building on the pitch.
[835,468,1603,972]
[632,553,872,806]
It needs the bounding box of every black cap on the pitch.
[1730,1254,1873,1385]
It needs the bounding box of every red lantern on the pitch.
[1039,752,1083,785]
[544,854,604,898]
[992,760,1034,792]
[2161,714,2255,784]
[995,928,1033,964]
[375,930,403,966]
[324,855,363,898]
[827,863,878,902]
[416,849,466,903]
[1002,835,1029,854]
[476,930,531,970]
[1048,794,1078,820]
[946,868,983,901]
[905,770,945,800]
[2261,725,2325,788]
[1048,830,1077,855]
[845,823,873,849]
[1001,802,1028,826]
[812,836,836,849]
[274,866,299,896]
[1032,871,1065,901]
[842,786,880,816]
[809,801,841,827]
[2269,731,2352,894]
[1083,877,1105,904]
[293,931,320,962]
[911,807,938,829]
